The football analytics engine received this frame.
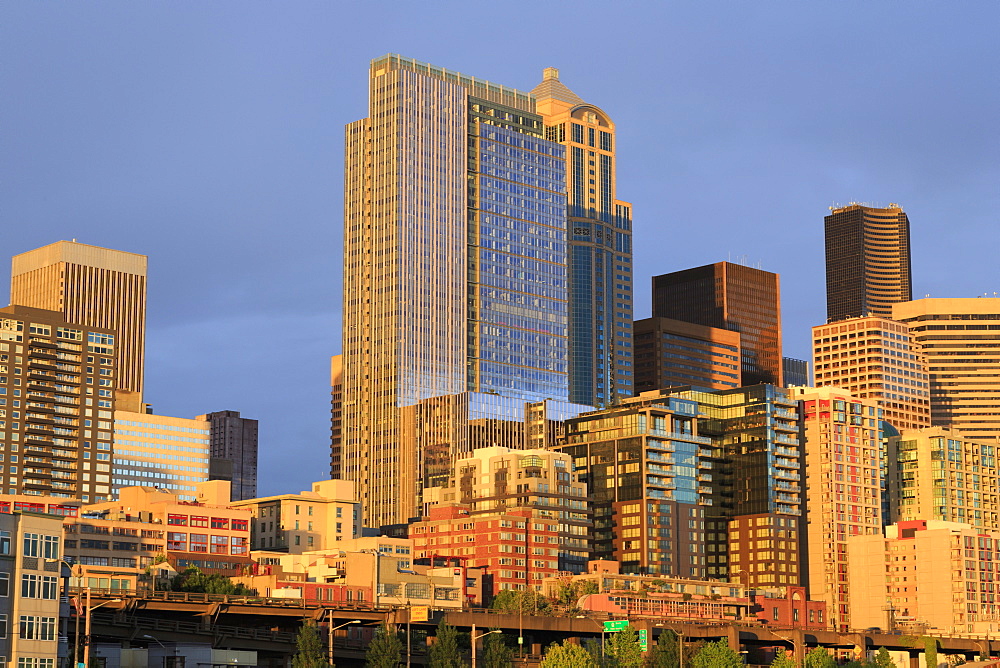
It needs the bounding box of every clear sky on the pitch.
[2,2,997,497]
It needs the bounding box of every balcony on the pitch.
[24,434,54,446]
[25,402,55,413]
[28,358,58,371]
[26,392,55,403]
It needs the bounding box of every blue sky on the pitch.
[2,2,998,496]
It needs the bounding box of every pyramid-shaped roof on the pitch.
[531,67,584,106]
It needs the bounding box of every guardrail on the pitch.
[90,611,297,644]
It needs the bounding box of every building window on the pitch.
[0,573,7,596]
[189,534,208,553]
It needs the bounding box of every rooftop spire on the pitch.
[531,67,584,105]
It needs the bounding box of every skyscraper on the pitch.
[633,317,742,391]
[825,203,912,321]
[652,262,783,386]
[199,410,258,501]
[532,68,634,407]
[892,297,1000,443]
[339,55,589,525]
[11,241,147,406]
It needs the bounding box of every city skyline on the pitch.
[3,2,998,496]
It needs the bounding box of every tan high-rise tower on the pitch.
[11,241,147,403]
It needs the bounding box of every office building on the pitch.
[420,446,592,574]
[812,316,931,431]
[825,203,912,322]
[792,387,882,631]
[199,410,258,501]
[782,357,809,387]
[893,298,1000,443]
[230,479,360,553]
[532,67,634,406]
[633,317,742,392]
[887,426,999,529]
[0,510,66,664]
[848,520,1000,634]
[652,262,783,386]
[329,355,343,479]
[1,304,117,501]
[11,241,147,406]
[112,411,210,500]
[340,54,588,526]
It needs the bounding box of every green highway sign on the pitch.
[639,628,648,651]
[603,620,629,632]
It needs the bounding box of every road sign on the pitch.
[639,628,648,651]
[603,620,629,632]
[410,605,429,622]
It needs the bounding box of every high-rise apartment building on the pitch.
[339,55,593,526]
[1,305,117,501]
[633,317,742,392]
[792,387,882,631]
[199,410,258,501]
[812,316,931,431]
[892,298,1000,443]
[652,262,783,386]
[825,203,911,322]
[887,426,999,529]
[112,411,210,500]
[11,241,147,406]
[532,67,633,407]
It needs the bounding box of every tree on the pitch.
[690,640,743,668]
[770,649,796,668]
[871,647,894,668]
[645,630,680,668]
[429,620,462,668]
[482,630,514,668]
[490,588,553,615]
[605,624,643,668]
[540,640,599,668]
[169,566,255,595]
[291,621,331,668]
[803,646,836,668]
[366,621,403,668]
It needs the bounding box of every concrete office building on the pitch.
[792,387,882,631]
[532,67,634,407]
[652,262,783,386]
[112,411,210,500]
[11,241,147,408]
[812,316,931,432]
[887,426,999,530]
[1,305,118,502]
[825,203,912,321]
[633,317,742,392]
[893,297,1000,443]
[338,54,594,526]
[199,410,258,501]
[782,357,810,387]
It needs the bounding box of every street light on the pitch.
[82,590,122,668]
[327,616,361,664]
[470,624,502,668]
[46,558,80,666]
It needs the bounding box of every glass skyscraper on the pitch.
[339,56,591,525]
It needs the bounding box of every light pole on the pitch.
[470,624,501,668]
[46,558,80,667]
[82,590,122,668]
[327,616,360,665]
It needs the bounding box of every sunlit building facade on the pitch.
[633,317,742,392]
[825,203,911,321]
[112,411,210,500]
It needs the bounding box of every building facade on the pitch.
[892,298,1000,443]
[339,54,582,526]
[633,317,742,392]
[793,387,882,630]
[1,305,118,502]
[887,426,999,530]
[532,67,634,407]
[652,262,783,386]
[812,316,931,432]
[112,411,210,500]
[11,241,147,406]
[825,203,912,322]
[199,410,258,501]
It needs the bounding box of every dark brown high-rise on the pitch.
[652,262,782,386]
[825,203,911,321]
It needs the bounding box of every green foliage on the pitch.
[489,588,552,615]
[871,647,894,668]
[770,648,796,668]
[605,624,643,668]
[555,579,601,606]
[366,621,403,668]
[169,566,255,595]
[804,646,836,668]
[690,639,743,668]
[429,620,462,668]
[645,630,680,668]
[924,637,938,668]
[482,629,514,668]
[541,640,599,668]
[291,621,331,668]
